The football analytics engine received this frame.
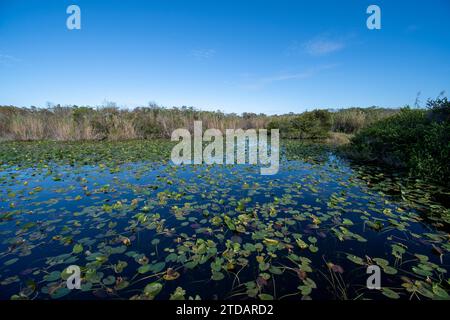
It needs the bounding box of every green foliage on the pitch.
[1,103,402,142]
[267,110,332,139]
[426,97,450,123]
[291,110,332,139]
[266,118,293,137]
[348,98,450,186]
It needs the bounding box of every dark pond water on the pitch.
[0,144,449,300]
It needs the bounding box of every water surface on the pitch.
[0,141,449,300]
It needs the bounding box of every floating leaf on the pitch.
[150,262,166,273]
[138,264,152,274]
[44,271,61,282]
[4,258,19,266]
[382,288,400,299]
[102,275,116,286]
[72,244,83,254]
[258,293,273,300]
[382,266,398,275]
[346,254,365,265]
[50,287,70,299]
[144,282,163,298]
[263,238,279,246]
[211,271,224,281]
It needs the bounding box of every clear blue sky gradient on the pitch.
[1,0,449,114]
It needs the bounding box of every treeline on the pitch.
[0,103,398,141]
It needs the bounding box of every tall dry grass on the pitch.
[0,104,400,141]
[331,107,399,134]
[0,104,270,141]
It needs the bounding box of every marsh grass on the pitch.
[0,103,398,142]
[0,104,269,141]
[331,107,398,134]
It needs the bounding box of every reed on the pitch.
[0,103,399,141]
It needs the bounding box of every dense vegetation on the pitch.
[267,110,332,139]
[267,108,397,139]
[0,104,268,141]
[0,103,397,141]
[1,99,448,187]
[347,98,450,187]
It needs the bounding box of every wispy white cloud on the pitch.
[287,35,346,57]
[240,64,338,90]
[303,37,345,56]
[0,54,20,67]
[190,49,216,59]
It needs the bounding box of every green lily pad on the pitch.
[138,264,152,274]
[381,288,400,299]
[102,275,116,286]
[72,244,83,254]
[44,271,61,282]
[4,258,19,266]
[346,254,365,265]
[50,287,70,299]
[211,271,225,281]
[258,293,273,300]
[144,282,163,298]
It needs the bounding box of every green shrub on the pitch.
[348,99,450,186]
[267,110,332,139]
[292,109,332,139]
[267,118,295,138]
[72,106,94,124]
[410,121,450,183]
[427,97,450,123]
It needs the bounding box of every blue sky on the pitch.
[1,0,449,114]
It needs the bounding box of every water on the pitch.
[0,147,449,300]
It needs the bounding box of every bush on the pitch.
[427,97,450,123]
[267,109,332,139]
[410,121,450,183]
[267,118,295,138]
[348,99,450,186]
[292,109,332,139]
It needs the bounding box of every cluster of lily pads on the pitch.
[0,140,449,300]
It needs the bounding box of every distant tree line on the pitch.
[0,102,400,141]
